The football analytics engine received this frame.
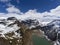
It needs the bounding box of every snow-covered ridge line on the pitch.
[0,16,60,45]
[0,17,21,39]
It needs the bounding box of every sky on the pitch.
[0,0,60,23]
[0,0,60,13]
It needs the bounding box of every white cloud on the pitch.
[6,6,23,14]
[0,5,60,24]
[16,0,20,4]
[0,6,23,19]
[20,5,60,22]
[50,6,60,15]
[0,0,10,2]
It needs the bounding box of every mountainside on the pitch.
[0,17,60,45]
[0,17,23,45]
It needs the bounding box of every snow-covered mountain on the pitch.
[0,17,23,45]
[0,17,20,37]
[40,20,60,45]
[21,18,60,45]
[0,16,60,45]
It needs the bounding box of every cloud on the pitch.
[6,6,23,14]
[20,5,60,22]
[0,6,23,19]
[0,5,60,24]
[50,6,60,15]
[16,0,20,4]
[0,0,10,2]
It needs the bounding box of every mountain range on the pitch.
[0,16,60,45]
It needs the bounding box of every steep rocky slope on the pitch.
[0,17,60,45]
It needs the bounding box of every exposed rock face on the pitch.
[0,17,37,45]
[0,17,23,45]
[0,17,60,45]
[29,20,60,45]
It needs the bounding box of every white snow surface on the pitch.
[0,19,20,38]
